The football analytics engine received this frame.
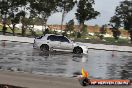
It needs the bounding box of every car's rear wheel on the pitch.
[40,44,49,51]
[73,47,83,54]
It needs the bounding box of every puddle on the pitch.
[0,41,132,79]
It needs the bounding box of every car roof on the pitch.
[45,34,63,36]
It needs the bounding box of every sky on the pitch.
[47,0,123,26]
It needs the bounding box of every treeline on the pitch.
[0,0,132,42]
[0,0,99,36]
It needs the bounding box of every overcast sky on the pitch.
[47,0,123,26]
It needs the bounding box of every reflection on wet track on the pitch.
[0,41,132,79]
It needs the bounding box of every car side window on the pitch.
[59,36,70,43]
[47,35,59,41]
[47,35,55,41]
[47,35,69,43]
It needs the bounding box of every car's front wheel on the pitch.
[40,44,49,51]
[73,47,83,54]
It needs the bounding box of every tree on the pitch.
[7,12,20,36]
[99,25,107,40]
[19,11,28,36]
[82,25,88,36]
[75,0,100,32]
[26,17,38,37]
[58,0,76,31]
[94,24,99,31]
[109,15,121,40]
[113,0,132,42]
[65,19,75,36]
[0,0,9,35]
[0,0,28,36]
[29,0,59,34]
[7,0,27,36]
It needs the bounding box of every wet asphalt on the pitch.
[0,41,132,80]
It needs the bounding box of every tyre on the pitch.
[73,47,83,54]
[40,44,49,51]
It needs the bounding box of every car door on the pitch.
[47,35,61,49]
[59,36,73,50]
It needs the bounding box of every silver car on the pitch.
[33,34,88,54]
